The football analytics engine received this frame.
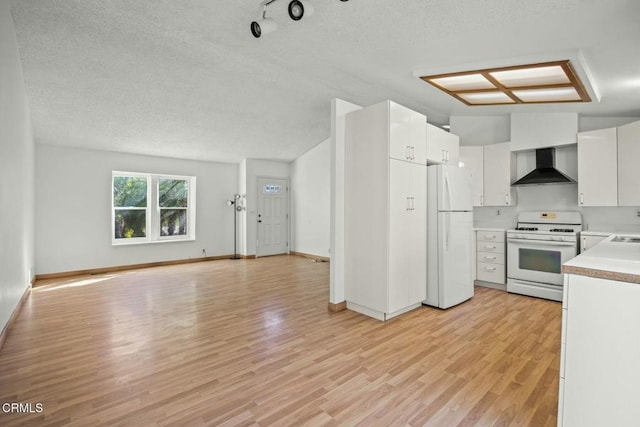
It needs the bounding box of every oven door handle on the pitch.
[507,238,576,247]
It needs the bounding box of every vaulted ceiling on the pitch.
[9,0,640,163]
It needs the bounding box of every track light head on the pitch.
[250,18,277,38]
[288,0,314,21]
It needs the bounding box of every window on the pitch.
[112,172,196,245]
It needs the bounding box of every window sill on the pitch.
[112,237,196,246]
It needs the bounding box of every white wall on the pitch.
[0,3,35,333]
[330,99,362,304]
[239,159,289,257]
[290,138,330,258]
[35,145,238,274]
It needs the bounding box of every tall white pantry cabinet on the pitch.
[344,100,427,321]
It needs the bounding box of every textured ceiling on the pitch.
[9,0,640,163]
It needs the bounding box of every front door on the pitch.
[256,177,289,257]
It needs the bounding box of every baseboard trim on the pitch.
[474,280,507,292]
[328,301,347,312]
[35,255,238,283]
[0,283,31,351]
[290,252,330,263]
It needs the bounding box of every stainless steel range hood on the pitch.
[512,147,575,186]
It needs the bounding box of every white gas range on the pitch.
[506,211,582,302]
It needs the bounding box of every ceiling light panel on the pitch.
[512,87,582,102]
[429,74,495,91]
[458,92,516,105]
[490,65,570,87]
[420,60,591,106]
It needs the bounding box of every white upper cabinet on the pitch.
[459,146,485,206]
[483,142,517,206]
[426,124,459,165]
[617,120,640,206]
[577,127,618,206]
[389,102,427,165]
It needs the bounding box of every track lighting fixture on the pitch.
[251,1,278,38]
[251,0,346,38]
[288,0,314,21]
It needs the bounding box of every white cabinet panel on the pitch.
[618,120,640,206]
[561,274,640,426]
[426,124,459,165]
[389,102,427,165]
[577,127,617,206]
[459,146,484,206]
[345,100,427,321]
[483,142,517,207]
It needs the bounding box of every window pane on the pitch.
[114,210,146,239]
[113,177,147,207]
[159,179,188,208]
[263,184,281,194]
[160,209,187,236]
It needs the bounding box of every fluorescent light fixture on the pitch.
[489,65,570,87]
[458,92,516,105]
[430,74,495,91]
[420,60,591,106]
[512,87,581,103]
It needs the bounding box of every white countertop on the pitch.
[563,234,640,284]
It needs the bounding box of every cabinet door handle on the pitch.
[442,149,447,163]
[579,193,584,205]
[406,197,416,211]
[505,194,510,205]
[411,146,416,160]
[406,146,411,160]
[480,194,484,206]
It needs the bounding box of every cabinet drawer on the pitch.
[477,231,504,243]
[477,251,504,265]
[477,262,505,284]
[476,241,504,253]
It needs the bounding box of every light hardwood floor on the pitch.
[0,256,561,426]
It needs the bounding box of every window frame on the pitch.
[112,171,196,245]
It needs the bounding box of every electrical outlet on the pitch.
[496,210,501,216]
[636,210,640,218]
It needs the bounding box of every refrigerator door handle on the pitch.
[445,174,452,211]
[445,212,451,250]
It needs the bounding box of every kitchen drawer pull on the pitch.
[484,245,496,249]
[484,256,497,260]
[484,266,497,272]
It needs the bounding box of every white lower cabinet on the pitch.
[580,232,608,252]
[475,230,506,286]
[559,273,640,426]
[344,100,427,321]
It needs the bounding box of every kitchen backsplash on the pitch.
[473,183,640,232]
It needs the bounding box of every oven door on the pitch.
[507,238,576,286]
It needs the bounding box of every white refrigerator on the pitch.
[425,164,474,309]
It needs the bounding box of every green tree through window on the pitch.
[113,176,148,239]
